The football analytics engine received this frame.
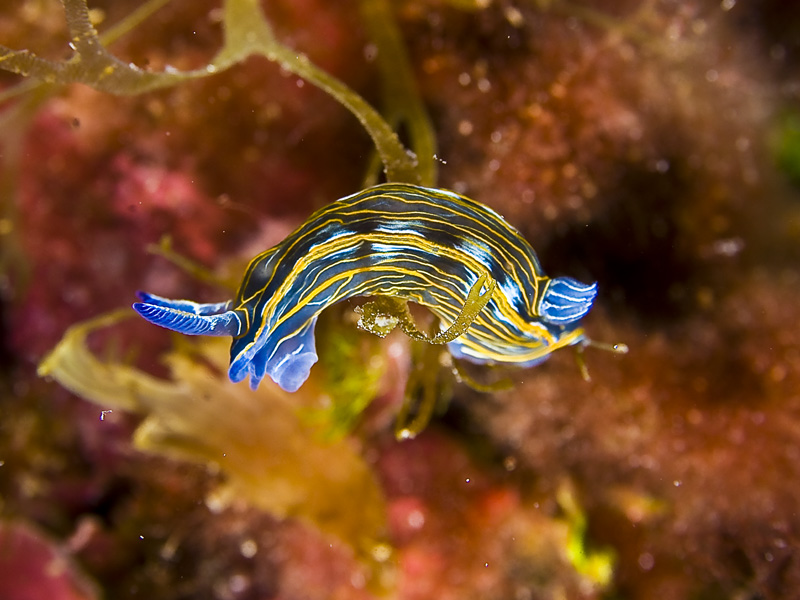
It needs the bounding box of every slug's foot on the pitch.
[228,317,320,393]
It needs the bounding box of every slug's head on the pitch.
[133,292,318,393]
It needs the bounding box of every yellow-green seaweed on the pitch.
[557,481,615,588]
[308,307,388,440]
[355,272,496,346]
[353,273,497,438]
[359,0,438,187]
[37,310,392,587]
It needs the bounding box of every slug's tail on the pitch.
[133,292,242,337]
[539,277,598,325]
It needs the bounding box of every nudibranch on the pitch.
[134,183,598,392]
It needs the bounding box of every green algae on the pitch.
[556,482,615,589]
[359,0,438,188]
[37,309,393,589]
[309,307,387,440]
[394,337,453,440]
[774,111,800,187]
[0,99,38,294]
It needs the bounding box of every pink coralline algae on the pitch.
[0,522,99,600]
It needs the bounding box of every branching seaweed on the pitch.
[0,0,421,183]
[147,235,240,293]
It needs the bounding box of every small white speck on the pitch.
[735,137,750,152]
[206,494,225,513]
[240,539,258,558]
[350,571,366,589]
[407,510,425,529]
[770,44,786,61]
[229,574,250,594]
[139,535,145,540]
[712,237,744,257]
[453,181,468,194]
[363,43,378,62]
[638,552,655,571]
[465,478,471,483]
[387,340,405,359]
[673,480,682,487]
[372,544,392,562]
[100,410,113,421]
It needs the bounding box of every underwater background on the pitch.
[1,0,800,598]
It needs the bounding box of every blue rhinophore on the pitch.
[538,277,598,325]
[133,293,242,336]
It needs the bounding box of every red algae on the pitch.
[2,0,800,599]
[377,430,609,599]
